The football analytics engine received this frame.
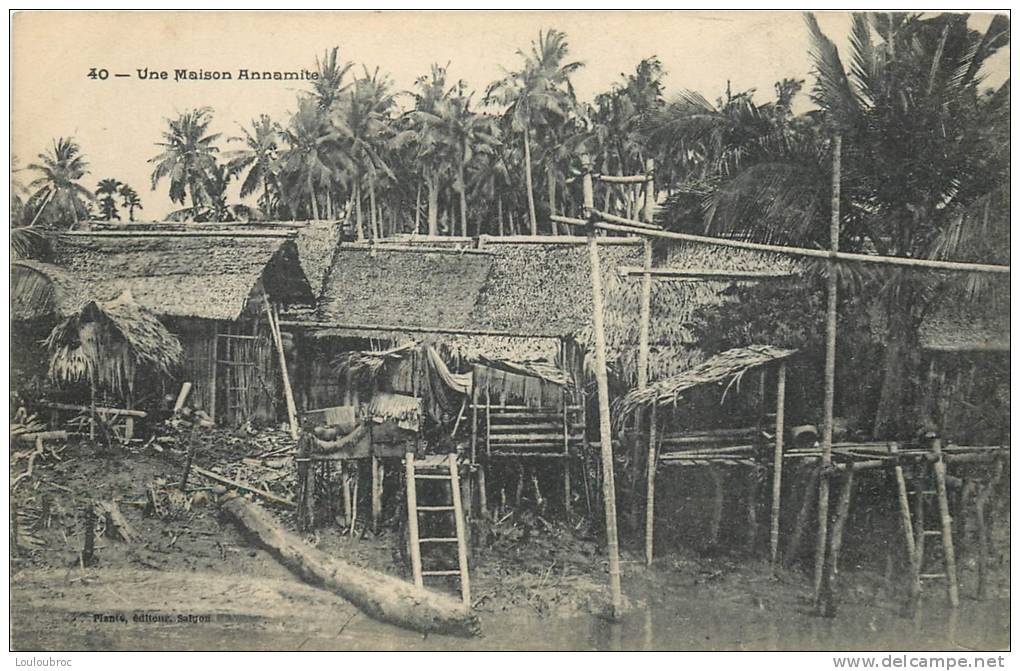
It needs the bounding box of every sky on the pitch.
[11,10,1010,219]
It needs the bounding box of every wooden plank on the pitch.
[40,401,147,418]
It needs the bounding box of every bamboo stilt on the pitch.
[770,362,787,567]
[815,134,841,610]
[583,153,623,618]
[448,454,471,606]
[785,462,820,566]
[891,443,921,605]
[932,439,960,607]
[644,402,658,566]
[820,469,855,616]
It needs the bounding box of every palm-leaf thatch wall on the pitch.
[45,291,183,396]
[617,345,796,418]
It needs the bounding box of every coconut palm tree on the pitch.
[26,138,93,228]
[652,13,1009,437]
[486,29,583,235]
[311,46,354,112]
[408,63,460,235]
[149,107,222,212]
[95,178,123,220]
[227,114,282,217]
[118,184,143,222]
[279,97,343,221]
[332,67,399,239]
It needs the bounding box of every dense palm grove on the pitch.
[10,13,1010,439]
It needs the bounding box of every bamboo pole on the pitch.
[582,153,623,618]
[815,134,841,610]
[770,362,787,567]
[645,402,658,566]
[891,443,921,605]
[371,456,383,534]
[448,454,472,606]
[404,455,424,588]
[931,438,960,607]
[586,220,1010,275]
[820,468,856,617]
[263,296,299,440]
[617,267,795,280]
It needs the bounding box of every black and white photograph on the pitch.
[7,9,1011,656]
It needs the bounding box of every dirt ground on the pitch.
[9,428,1011,651]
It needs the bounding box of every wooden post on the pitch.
[644,401,658,566]
[815,134,841,609]
[770,362,787,567]
[931,438,960,607]
[583,153,623,618]
[562,388,572,517]
[263,295,299,440]
[404,454,424,588]
[371,456,383,534]
[785,461,820,566]
[820,469,856,617]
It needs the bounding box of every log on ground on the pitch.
[220,495,481,638]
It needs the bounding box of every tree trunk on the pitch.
[427,175,439,236]
[458,157,468,237]
[307,174,319,221]
[547,162,558,236]
[523,131,538,236]
[368,172,379,240]
[497,195,504,236]
[873,290,923,439]
[221,496,480,637]
[354,182,364,241]
[414,182,422,234]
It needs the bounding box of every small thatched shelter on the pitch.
[12,226,316,427]
[45,290,182,397]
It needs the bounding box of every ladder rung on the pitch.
[923,530,942,536]
[422,570,462,577]
[417,506,456,512]
[415,474,453,480]
[920,573,947,580]
[419,537,458,543]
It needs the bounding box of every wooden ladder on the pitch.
[894,438,959,607]
[404,453,471,606]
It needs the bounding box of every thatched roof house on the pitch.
[45,232,314,321]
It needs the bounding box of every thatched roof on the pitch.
[293,221,343,298]
[316,244,495,333]
[45,290,183,394]
[617,345,796,417]
[11,260,86,321]
[49,233,313,321]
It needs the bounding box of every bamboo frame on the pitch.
[618,267,794,280]
[582,154,623,618]
[263,294,299,440]
[770,362,787,567]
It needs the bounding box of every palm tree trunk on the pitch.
[354,182,364,241]
[263,176,273,219]
[547,162,558,236]
[523,130,538,236]
[427,175,439,236]
[458,158,469,237]
[368,173,379,240]
[497,195,504,236]
[873,291,924,438]
[307,174,320,221]
[414,182,422,233]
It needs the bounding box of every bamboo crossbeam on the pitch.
[342,243,495,256]
[62,230,296,239]
[481,232,642,246]
[618,267,795,280]
[592,221,1010,275]
[551,213,662,233]
[595,174,650,184]
[281,319,552,339]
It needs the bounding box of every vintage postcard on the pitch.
[8,10,1010,655]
